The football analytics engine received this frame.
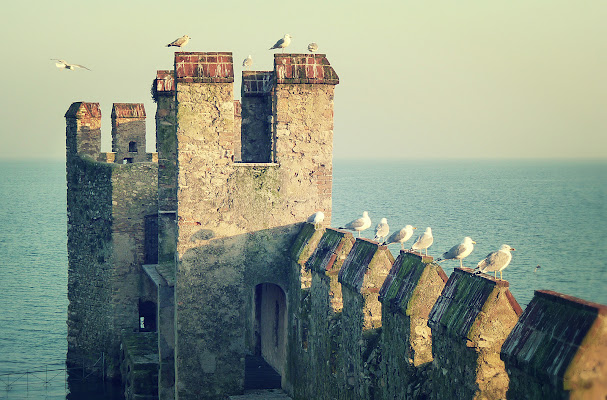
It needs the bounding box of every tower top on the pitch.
[65,102,101,119]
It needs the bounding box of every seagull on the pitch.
[308,42,319,53]
[269,34,292,53]
[242,55,253,69]
[339,211,371,237]
[411,227,433,256]
[383,225,416,250]
[307,211,324,229]
[475,244,516,280]
[166,35,190,48]
[437,237,476,268]
[51,59,90,71]
[374,218,390,242]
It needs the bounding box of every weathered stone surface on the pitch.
[501,290,607,399]
[428,268,522,400]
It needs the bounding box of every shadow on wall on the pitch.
[173,223,300,398]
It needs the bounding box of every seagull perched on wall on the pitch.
[339,211,371,237]
[269,34,292,52]
[243,55,253,69]
[411,227,433,256]
[374,218,390,242]
[51,59,91,71]
[383,225,416,250]
[437,237,476,268]
[474,244,516,280]
[307,211,324,229]
[308,42,319,53]
[166,35,190,48]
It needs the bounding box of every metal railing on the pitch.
[0,353,105,398]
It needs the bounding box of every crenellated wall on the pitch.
[287,223,607,400]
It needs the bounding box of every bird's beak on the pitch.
[472,241,477,244]
[413,227,417,229]
[511,248,516,251]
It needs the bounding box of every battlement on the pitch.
[274,53,339,85]
[174,52,234,83]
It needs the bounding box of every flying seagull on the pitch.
[166,35,190,48]
[307,211,324,229]
[411,227,433,256]
[308,42,318,53]
[437,237,476,268]
[269,34,292,52]
[374,218,390,242]
[339,211,371,237]
[243,55,253,69]
[383,225,416,250]
[51,59,90,71]
[475,244,516,280]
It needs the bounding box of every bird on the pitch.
[339,211,371,237]
[166,35,190,48]
[307,211,324,229]
[308,42,319,53]
[51,59,90,71]
[383,225,416,250]
[269,34,292,52]
[475,244,516,280]
[411,227,433,256]
[534,265,541,273]
[374,218,389,242]
[437,237,476,268]
[242,55,253,69]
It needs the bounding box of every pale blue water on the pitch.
[333,159,607,308]
[0,159,605,398]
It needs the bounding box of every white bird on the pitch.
[475,244,516,280]
[411,227,433,256]
[51,59,90,71]
[383,225,416,250]
[308,42,319,53]
[339,211,371,237]
[374,218,390,242]
[166,35,190,48]
[437,237,476,268]
[243,55,253,69]
[269,34,292,52]
[307,211,324,229]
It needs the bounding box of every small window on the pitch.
[123,158,133,164]
[129,141,137,152]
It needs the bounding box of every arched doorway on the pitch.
[248,283,287,390]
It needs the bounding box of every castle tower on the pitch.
[170,51,338,399]
[111,103,147,163]
[65,102,158,379]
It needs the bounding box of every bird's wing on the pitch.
[478,250,509,272]
[344,217,365,230]
[73,64,91,70]
[270,38,284,49]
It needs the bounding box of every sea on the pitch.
[0,158,606,399]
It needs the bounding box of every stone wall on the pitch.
[286,223,607,400]
[111,103,148,163]
[171,52,339,399]
[66,102,158,378]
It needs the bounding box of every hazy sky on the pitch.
[1,0,605,160]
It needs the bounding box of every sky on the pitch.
[0,0,605,160]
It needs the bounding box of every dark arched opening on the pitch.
[247,283,286,390]
[138,300,156,332]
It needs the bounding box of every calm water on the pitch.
[0,159,605,398]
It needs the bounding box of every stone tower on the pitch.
[166,51,338,398]
[65,102,158,378]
